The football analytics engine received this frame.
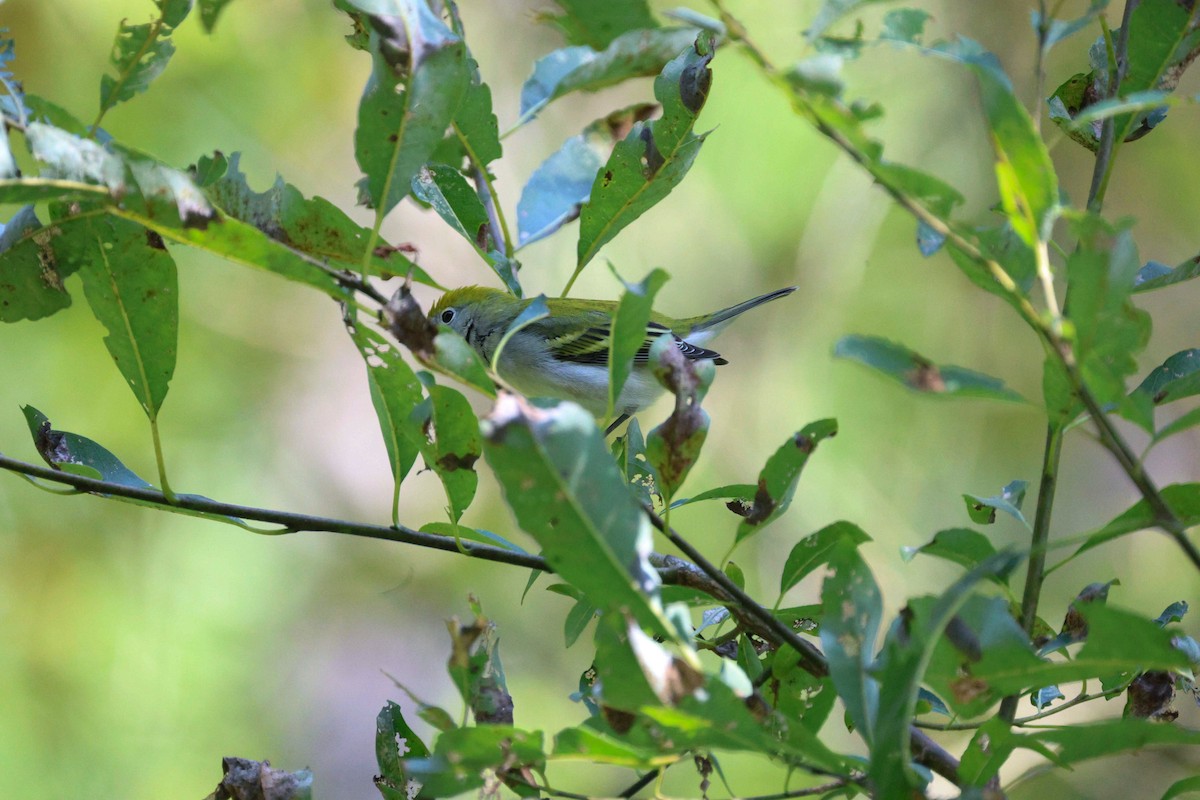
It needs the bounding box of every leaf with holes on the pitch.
[572,34,714,284]
[735,419,837,546]
[351,0,469,216]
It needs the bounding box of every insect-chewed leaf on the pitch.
[202,152,431,285]
[0,206,82,322]
[779,521,871,594]
[374,701,430,800]
[517,103,657,248]
[22,405,152,487]
[351,0,470,217]
[542,0,658,49]
[346,318,424,512]
[835,335,1025,402]
[482,393,669,638]
[99,19,177,111]
[819,539,881,743]
[519,27,698,123]
[401,726,545,797]
[734,419,837,546]
[572,34,715,282]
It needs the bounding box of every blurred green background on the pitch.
[2,0,1199,797]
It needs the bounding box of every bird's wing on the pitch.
[539,317,724,366]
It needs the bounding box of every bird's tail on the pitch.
[683,286,797,338]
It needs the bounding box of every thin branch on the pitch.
[1075,389,1200,569]
[1087,1,1137,210]
[646,511,827,677]
[918,689,1103,731]
[1000,424,1064,722]
[0,452,546,571]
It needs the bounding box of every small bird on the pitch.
[428,285,796,420]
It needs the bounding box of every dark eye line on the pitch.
[465,319,476,347]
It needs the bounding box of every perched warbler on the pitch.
[429,285,796,418]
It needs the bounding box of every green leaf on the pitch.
[351,0,469,216]
[1108,0,1200,142]
[0,177,113,205]
[872,161,964,218]
[347,319,423,512]
[491,296,550,374]
[481,394,669,637]
[603,619,847,772]
[943,41,1059,248]
[1029,718,1200,767]
[735,420,837,546]
[573,34,715,279]
[1065,214,1149,407]
[563,596,598,648]
[779,521,871,594]
[1066,483,1200,561]
[0,206,80,322]
[519,27,700,122]
[1034,0,1107,53]
[1162,775,1200,800]
[543,0,658,49]
[22,405,152,487]
[1048,0,1200,150]
[820,539,881,742]
[99,20,176,112]
[203,152,431,285]
[375,701,430,800]
[156,0,193,28]
[419,522,528,553]
[872,552,1022,795]
[1154,405,1200,444]
[552,725,657,767]
[922,594,1042,718]
[433,331,497,398]
[806,0,894,40]
[977,604,1191,698]
[517,104,657,248]
[56,215,177,420]
[767,652,836,737]
[835,335,1024,401]
[962,479,1029,527]
[198,0,236,32]
[901,528,1005,584]
[414,384,480,524]
[411,163,491,249]
[1154,600,1188,626]
[449,55,501,168]
[880,9,932,44]
[608,267,668,415]
[1133,255,1200,293]
[402,726,545,796]
[1135,349,1200,405]
[668,482,756,508]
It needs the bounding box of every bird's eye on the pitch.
[440,308,456,324]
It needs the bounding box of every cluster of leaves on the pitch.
[4,0,1200,799]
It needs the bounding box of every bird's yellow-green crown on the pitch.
[429,285,503,317]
